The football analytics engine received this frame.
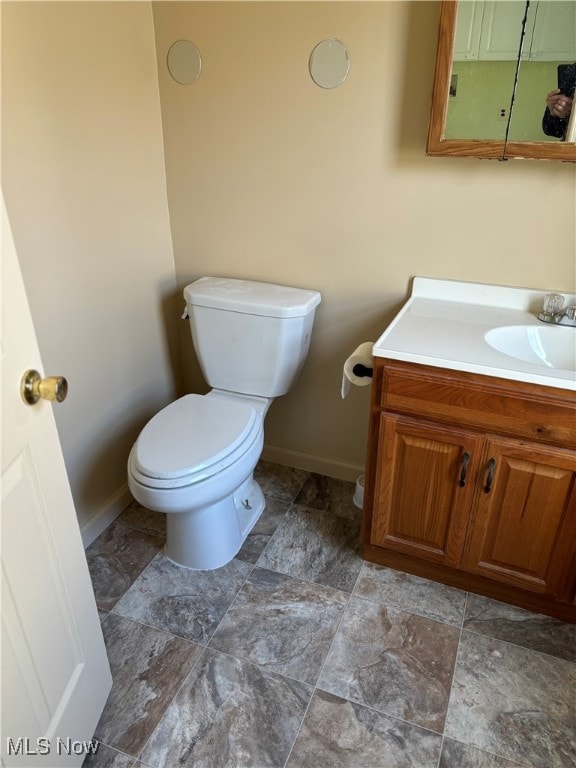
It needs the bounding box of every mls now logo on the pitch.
[6,739,51,756]
[6,737,99,757]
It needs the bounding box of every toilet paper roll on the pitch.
[341,342,374,398]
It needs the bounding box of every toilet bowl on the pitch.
[128,392,266,570]
[128,276,321,570]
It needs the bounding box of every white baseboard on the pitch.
[80,483,133,548]
[261,444,365,483]
[79,452,364,549]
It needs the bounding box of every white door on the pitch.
[1,196,112,767]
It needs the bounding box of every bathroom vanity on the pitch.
[362,279,576,622]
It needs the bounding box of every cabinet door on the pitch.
[478,1,536,60]
[453,1,485,61]
[464,436,576,596]
[529,1,576,61]
[370,415,482,567]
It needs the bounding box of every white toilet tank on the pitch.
[184,277,321,397]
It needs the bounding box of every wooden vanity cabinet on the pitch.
[370,415,482,567]
[362,359,576,622]
[463,436,576,596]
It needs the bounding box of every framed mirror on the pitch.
[427,1,576,161]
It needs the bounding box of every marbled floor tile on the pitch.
[94,613,202,757]
[254,460,310,503]
[81,742,135,768]
[464,593,576,662]
[317,595,460,732]
[86,522,164,611]
[117,500,167,538]
[439,738,524,768]
[286,689,442,768]
[445,630,576,767]
[139,648,312,768]
[209,566,347,684]
[112,551,252,643]
[235,497,291,564]
[294,474,360,521]
[256,505,362,592]
[354,563,467,626]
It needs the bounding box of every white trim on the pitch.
[79,452,365,549]
[261,444,364,483]
[80,483,132,548]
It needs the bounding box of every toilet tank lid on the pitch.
[184,277,321,318]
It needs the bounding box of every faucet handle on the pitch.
[542,292,565,316]
[565,305,576,322]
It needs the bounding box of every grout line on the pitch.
[87,740,140,766]
[90,465,575,768]
[281,690,314,768]
[435,589,469,768]
[202,562,257,646]
[439,737,530,767]
[133,645,209,767]
[459,625,576,666]
[280,584,355,768]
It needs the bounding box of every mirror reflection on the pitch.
[428,1,576,160]
[445,1,575,144]
[510,58,575,142]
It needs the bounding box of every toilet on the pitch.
[127,276,321,570]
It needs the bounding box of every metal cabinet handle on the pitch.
[484,458,497,493]
[458,451,470,487]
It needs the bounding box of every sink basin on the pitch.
[485,325,576,371]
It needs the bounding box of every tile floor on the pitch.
[83,461,576,768]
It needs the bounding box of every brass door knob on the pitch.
[21,369,68,405]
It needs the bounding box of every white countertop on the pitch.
[373,278,576,391]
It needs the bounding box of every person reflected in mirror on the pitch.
[542,89,572,140]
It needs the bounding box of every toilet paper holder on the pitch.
[341,341,374,398]
[352,363,373,378]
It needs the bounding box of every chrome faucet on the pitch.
[538,293,576,327]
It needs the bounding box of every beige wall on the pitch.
[153,1,575,479]
[2,2,178,536]
[2,1,575,538]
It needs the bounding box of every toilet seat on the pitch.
[130,394,261,489]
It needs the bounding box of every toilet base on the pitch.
[164,474,265,570]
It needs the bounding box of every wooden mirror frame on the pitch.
[427,1,576,162]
